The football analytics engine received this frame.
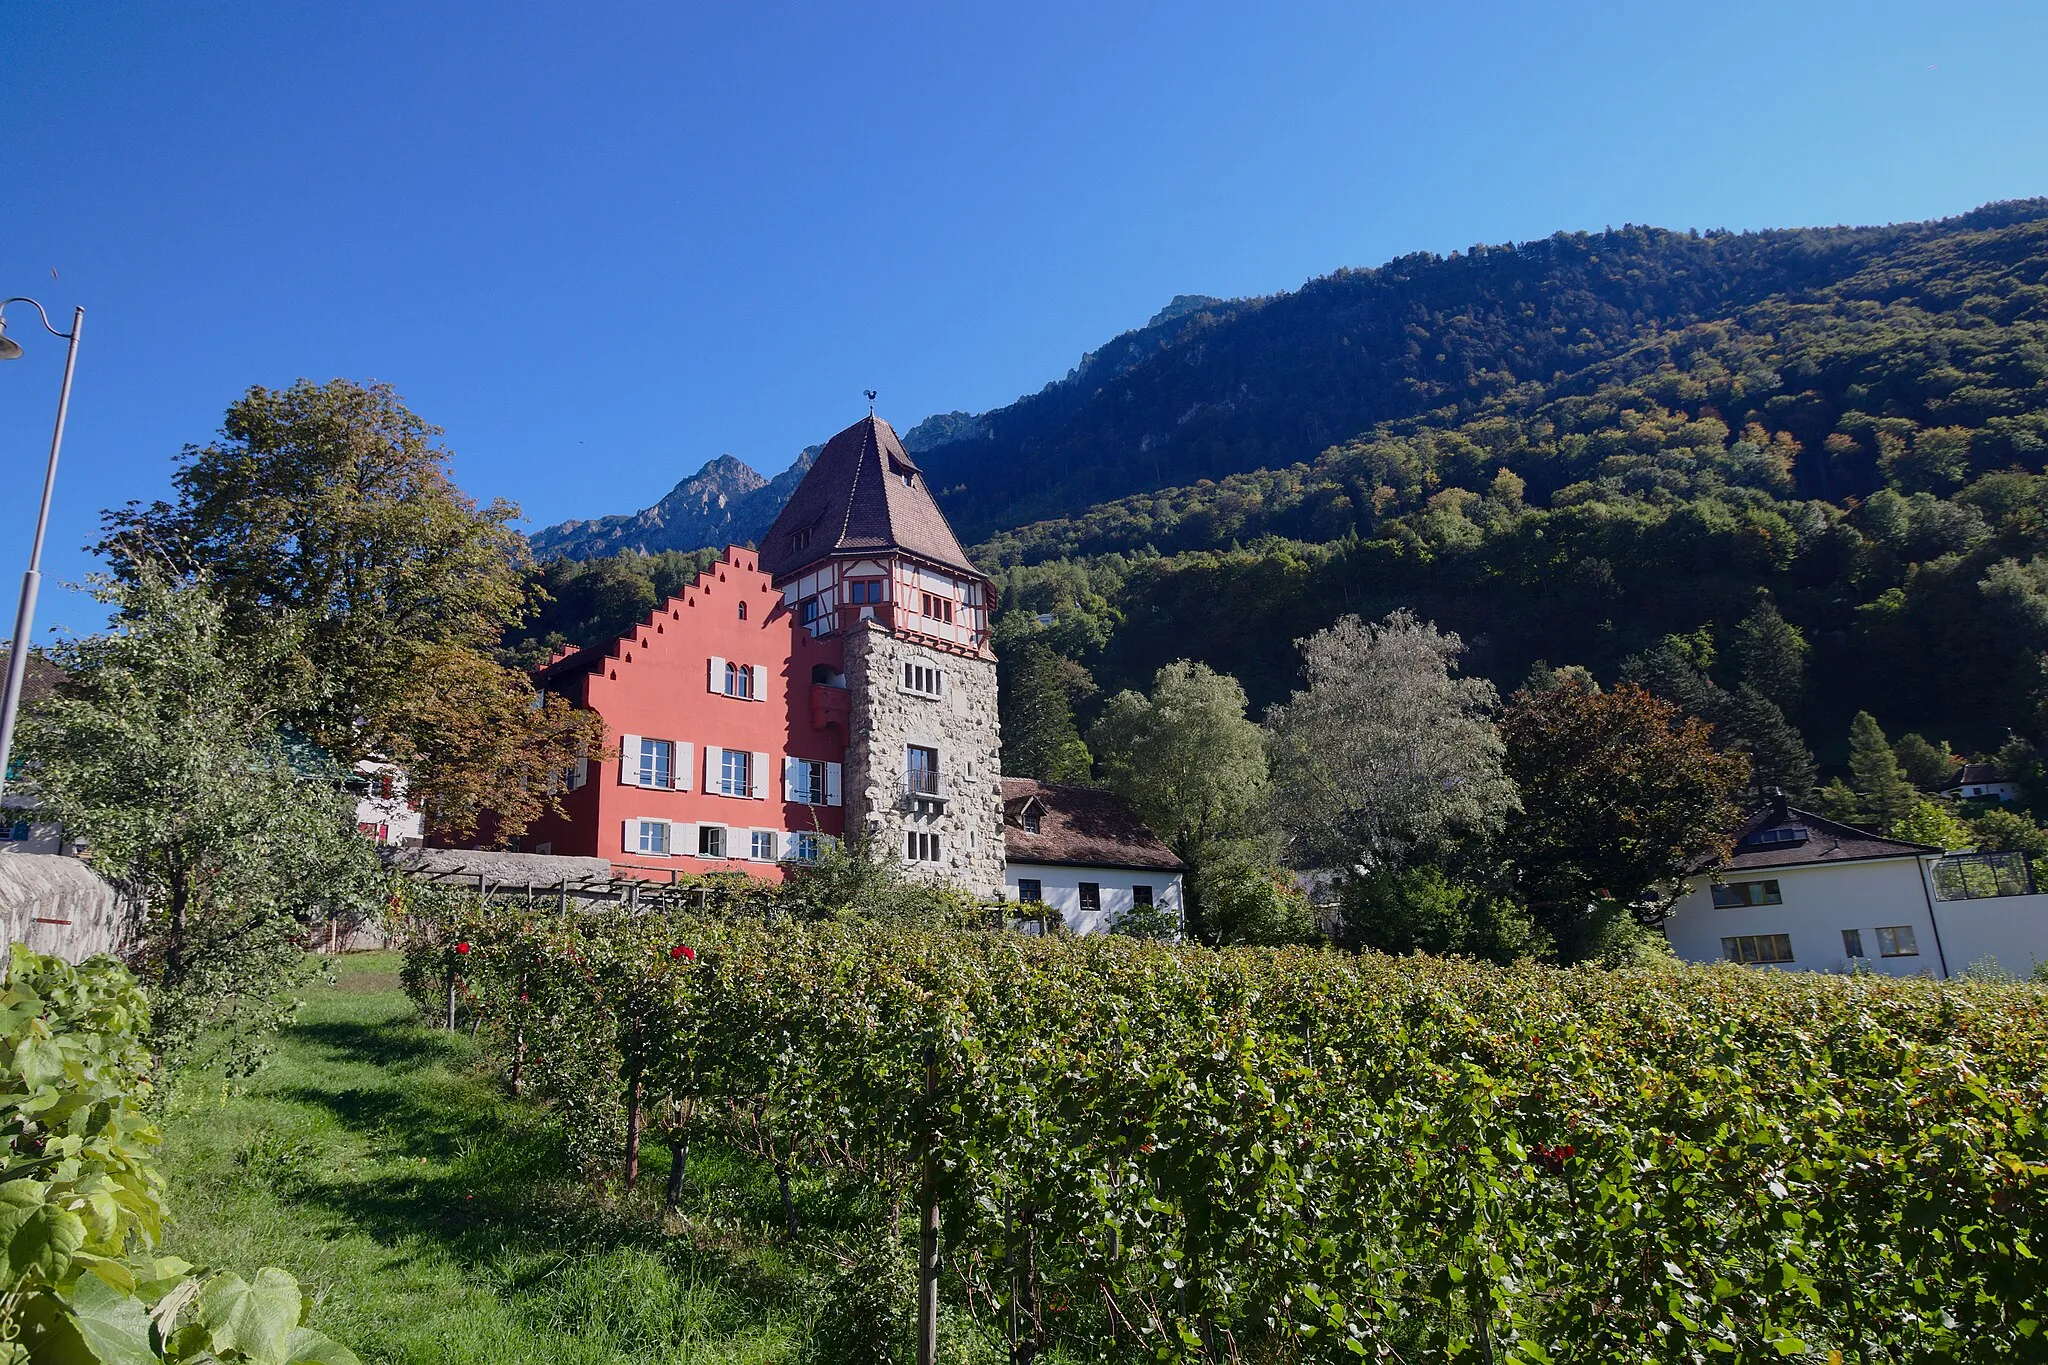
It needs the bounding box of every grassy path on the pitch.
[159,953,805,1365]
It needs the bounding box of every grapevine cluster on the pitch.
[399,899,2048,1363]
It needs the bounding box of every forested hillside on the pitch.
[519,200,2048,776]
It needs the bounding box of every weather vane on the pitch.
[865,389,877,413]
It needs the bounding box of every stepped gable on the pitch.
[758,414,978,581]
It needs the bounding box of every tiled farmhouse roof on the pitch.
[1705,798,1941,875]
[1945,762,2003,788]
[1000,778,1185,873]
[758,415,979,582]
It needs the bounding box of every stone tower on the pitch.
[758,415,1006,899]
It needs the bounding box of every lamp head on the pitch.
[0,317,20,362]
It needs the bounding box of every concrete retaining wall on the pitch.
[0,854,134,963]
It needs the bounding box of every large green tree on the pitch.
[998,642,1094,784]
[96,379,604,842]
[1498,679,1748,959]
[1265,610,1517,872]
[1091,660,1273,942]
[18,573,386,1073]
[1847,711,1919,832]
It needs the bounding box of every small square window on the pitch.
[752,830,777,861]
[1017,878,1042,904]
[699,825,727,859]
[1877,925,1919,957]
[1133,885,1153,908]
[785,832,821,864]
[1079,883,1101,914]
[637,820,670,856]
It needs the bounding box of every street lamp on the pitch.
[0,297,84,804]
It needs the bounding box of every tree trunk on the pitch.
[776,1151,796,1238]
[166,867,190,985]
[662,1135,689,1218]
[918,1044,940,1365]
[622,1070,644,1192]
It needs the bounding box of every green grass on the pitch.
[157,953,812,1365]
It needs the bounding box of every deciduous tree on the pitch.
[1498,679,1747,958]
[1265,611,1516,872]
[95,379,605,842]
[17,573,386,1073]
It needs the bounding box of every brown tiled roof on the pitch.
[758,415,979,582]
[1710,801,1940,874]
[1000,778,1185,873]
[1945,762,2002,788]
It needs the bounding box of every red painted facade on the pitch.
[514,545,849,881]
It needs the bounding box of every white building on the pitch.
[351,761,424,848]
[1942,762,2021,805]
[999,778,1185,935]
[1664,796,2048,979]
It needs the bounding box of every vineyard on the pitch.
[400,896,2048,1363]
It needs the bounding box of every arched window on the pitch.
[737,600,748,620]
[726,661,753,699]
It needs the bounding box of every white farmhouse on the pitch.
[1941,762,2021,805]
[1664,794,2048,979]
[999,778,1186,935]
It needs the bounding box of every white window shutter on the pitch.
[622,819,636,852]
[751,664,769,700]
[708,656,727,693]
[826,762,843,807]
[675,742,693,791]
[658,819,678,856]
[783,755,801,802]
[750,752,770,799]
[620,735,643,786]
[675,822,696,857]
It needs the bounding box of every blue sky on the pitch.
[3,1,2045,635]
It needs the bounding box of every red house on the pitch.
[503,414,1007,890]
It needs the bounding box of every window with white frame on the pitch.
[635,820,670,856]
[902,661,943,697]
[634,739,675,789]
[725,660,753,698]
[720,749,751,797]
[698,825,727,858]
[1876,925,1919,957]
[788,758,829,804]
[1721,934,1794,964]
[907,830,941,862]
[751,829,777,861]
[785,832,822,864]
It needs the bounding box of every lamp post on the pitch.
[0,298,84,804]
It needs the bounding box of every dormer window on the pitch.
[791,528,811,551]
[1023,810,1041,834]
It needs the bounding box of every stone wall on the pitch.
[0,855,134,963]
[844,623,1006,899]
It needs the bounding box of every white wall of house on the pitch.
[1004,861,1184,936]
[353,762,424,847]
[1926,892,2048,978]
[1664,857,1945,976]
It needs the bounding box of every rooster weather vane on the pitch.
[865,389,877,414]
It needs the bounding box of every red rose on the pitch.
[671,944,696,961]
[454,941,471,955]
